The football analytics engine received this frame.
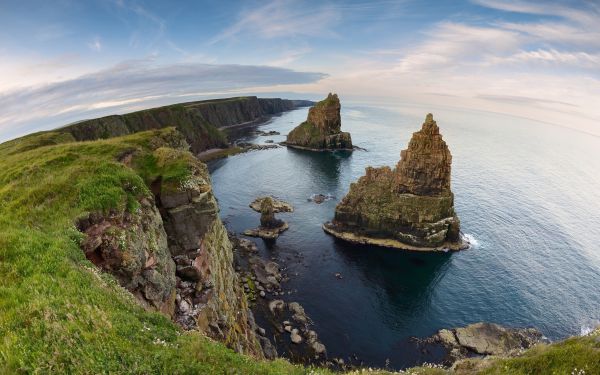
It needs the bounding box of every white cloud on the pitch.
[267,46,312,67]
[209,0,340,44]
[88,37,102,51]
[471,0,599,26]
[0,60,326,142]
[489,49,600,69]
[394,22,522,73]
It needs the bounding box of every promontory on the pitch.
[323,113,467,251]
[285,93,352,151]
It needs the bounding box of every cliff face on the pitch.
[62,105,227,154]
[155,149,262,355]
[286,93,353,150]
[61,96,307,154]
[324,114,464,250]
[78,198,177,316]
[77,130,262,357]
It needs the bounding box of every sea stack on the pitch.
[285,93,352,150]
[323,113,467,251]
[244,197,289,239]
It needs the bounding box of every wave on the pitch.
[580,322,599,336]
[463,233,480,248]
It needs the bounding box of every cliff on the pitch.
[324,114,465,250]
[60,96,308,154]
[285,93,352,150]
[74,129,262,355]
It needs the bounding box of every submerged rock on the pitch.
[308,193,335,204]
[324,113,467,251]
[285,93,352,151]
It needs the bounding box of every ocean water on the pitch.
[208,103,600,369]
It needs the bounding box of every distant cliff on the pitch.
[60,96,311,154]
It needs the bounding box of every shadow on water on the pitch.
[285,147,353,188]
[324,238,455,368]
[333,238,453,318]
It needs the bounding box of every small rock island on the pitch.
[285,93,352,151]
[244,197,289,239]
[323,113,467,251]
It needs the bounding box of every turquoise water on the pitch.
[209,103,600,369]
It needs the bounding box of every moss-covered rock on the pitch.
[325,114,465,250]
[285,93,353,150]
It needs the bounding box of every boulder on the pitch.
[432,322,545,362]
[268,299,286,314]
[290,329,303,344]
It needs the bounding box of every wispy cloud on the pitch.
[209,0,341,44]
[267,46,312,67]
[0,60,326,142]
[471,0,599,25]
[88,37,102,51]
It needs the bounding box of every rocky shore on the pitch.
[324,113,468,251]
[420,322,546,369]
[231,236,329,365]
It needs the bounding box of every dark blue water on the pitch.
[209,103,600,369]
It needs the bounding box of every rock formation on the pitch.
[285,93,353,150]
[323,113,466,251]
[427,322,545,367]
[244,197,289,239]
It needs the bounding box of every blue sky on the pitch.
[1,0,599,141]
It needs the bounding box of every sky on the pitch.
[0,0,599,142]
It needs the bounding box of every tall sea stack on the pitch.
[285,93,352,150]
[323,114,467,251]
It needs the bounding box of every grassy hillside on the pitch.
[0,128,598,374]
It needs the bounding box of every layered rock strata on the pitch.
[324,113,466,250]
[285,93,352,150]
